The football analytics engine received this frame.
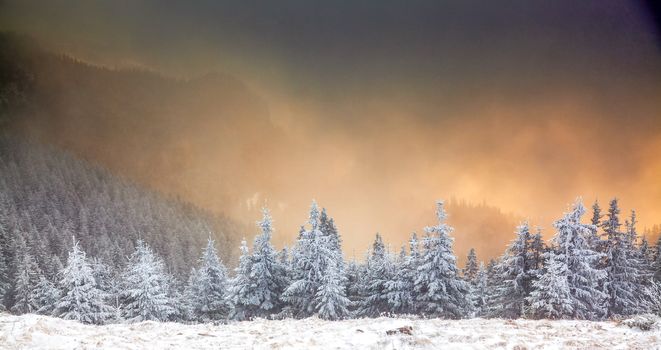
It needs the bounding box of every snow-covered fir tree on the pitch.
[319,208,342,256]
[90,258,114,296]
[551,199,607,319]
[624,210,654,311]
[120,240,175,322]
[282,201,325,317]
[32,275,60,315]
[276,247,292,299]
[414,201,471,319]
[528,227,546,278]
[357,233,394,317]
[527,251,573,319]
[227,239,255,320]
[488,222,534,319]
[589,200,605,252]
[385,233,419,315]
[470,262,489,317]
[315,258,350,320]
[639,236,653,265]
[0,214,10,310]
[345,258,364,315]
[186,237,230,322]
[248,208,289,318]
[283,201,349,319]
[655,234,661,282]
[10,236,40,314]
[602,199,647,316]
[54,237,113,324]
[463,248,479,282]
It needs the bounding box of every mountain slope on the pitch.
[0,32,280,218]
[0,134,243,281]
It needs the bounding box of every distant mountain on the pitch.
[0,32,282,217]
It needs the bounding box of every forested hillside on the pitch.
[0,32,278,218]
[0,135,243,303]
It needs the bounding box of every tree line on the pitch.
[2,194,660,324]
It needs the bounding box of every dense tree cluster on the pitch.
[1,137,661,323]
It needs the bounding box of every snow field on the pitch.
[1,313,660,350]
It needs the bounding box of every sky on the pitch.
[1,0,660,259]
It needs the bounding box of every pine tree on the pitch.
[345,258,364,315]
[589,200,604,252]
[120,240,175,322]
[463,248,479,282]
[0,215,10,310]
[315,259,350,320]
[528,227,546,278]
[276,246,292,310]
[551,199,607,320]
[602,199,647,316]
[470,262,489,317]
[187,237,230,321]
[639,236,653,264]
[654,234,661,282]
[527,251,573,319]
[414,201,471,318]
[282,201,326,318]
[624,210,654,313]
[54,237,113,324]
[357,233,394,317]
[32,276,60,315]
[91,258,113,295]
[248,208,289,318]
[11,236,40,314]
[319,208,342,255]
[227,239,255,321]
[488,222,534,318]
[385,234,419,315]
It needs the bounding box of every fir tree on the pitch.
[551,199,607,320]
[639,236,653,265]
[414,201,471,318]
[470,262,489,317]
[345,258,364,315]
[357,233,394,317]
[528,227,546,278]
[385,234,419,315]
[319,208,342,255]
[32,276,60,315]
[187,237,230,321]
[248,208,289,318]
[589,200,604,252]
[11,236,40,314]
[120,240,175,322]
[276,247,292,303]
[227,239,255,321]
[54,237,113,324]
[527,251,573,319]
[488,222,534,319]
[282,201,326,317]
[602,199,648,316]
[654,234,661,282]
[315,259,350,320]
[0,215,10,310]
[463,248,479,282]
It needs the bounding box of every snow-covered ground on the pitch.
[1,313,659,350]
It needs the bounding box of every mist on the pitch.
[1,0,660,261]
